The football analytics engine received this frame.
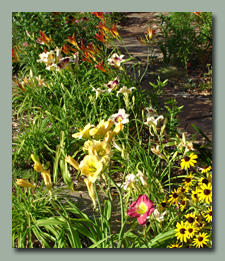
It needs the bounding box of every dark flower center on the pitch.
[181,188,186,193]
[181,201,186,206]
[187,217,195,223]
[180,228,186,234]
[173,193,178,198]
[198,236,203,242]
[186,178,191,183]
[209,211,212,216]
[184,156,190,162]
[202,178,209,185]
[204,189,210,195]
[161,202,166,207]
[194,194,197,198]
[188,228,193,233]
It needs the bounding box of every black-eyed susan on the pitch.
[198,183,212,204]
[198,174,212,187]
[158,198,168,212]
[178,186,190,195]
[175,221,189,243]
[202,206,212,223]
[182,173,195,188]
[179,197,187,211]
[168,188,181,206]
[191,187,200,203]
[180,153,198,170]
[192,232,209,248]
[168,241,183,248]
[201,165,212,174]
[186,223,198,239]
[185,212,197,225]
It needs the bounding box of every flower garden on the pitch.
[12,12,212,248]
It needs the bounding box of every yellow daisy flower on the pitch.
[182,173,195,187]
[201,166,212,174]
[168,241,183,248]
[175,221,189,243]
[186,223,198,239]
[180,153,198,170]
[168,188,181,206]
[198,183,212,204]
[185,212,197,225]
[193,232,209,248]
[202,206,212,223]
[179,197,187,211]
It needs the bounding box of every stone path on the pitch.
[114,12,212,144]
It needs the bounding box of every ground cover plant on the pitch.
[12,12,212,248]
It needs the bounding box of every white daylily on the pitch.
[145,115,164,136]
[137,169,148,187]
[117,86,136,96]
[107,53,125,68]
[148,209,168,222]
[91,85,106,99]
[109,109,129,125]
[144,107,158,118]
[104,76,120,92]
[123,174,138,190]
[37,51,55,65]
[117,86,136,107]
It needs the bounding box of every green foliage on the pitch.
[157,12,212,67]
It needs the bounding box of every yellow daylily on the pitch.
[72,123,94,140]
[65,156,80,170]
[88,140,113,164]
[16,179,36,189]
[79,155,103,183]
[84,178,96,208]
[89,120,114,140]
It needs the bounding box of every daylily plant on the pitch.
[127,194,155,226]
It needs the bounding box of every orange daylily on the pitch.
[97,20,109,32]
[193,12,202,16]
[146,28,157,40]
[36,31,52,45]
[110,23,120,38]
[81,52,93,63]
[12,46,19,62]
[91,12,104,19]
[95,31,107,43]
[136,35,146,45]
[79,39,90,53]
[62,44,71,55]
[96,60,109,73]
[67,33,80,50]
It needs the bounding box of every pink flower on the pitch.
[127,194,155,226]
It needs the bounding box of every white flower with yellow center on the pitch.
[109,109,129,125]
[79,155,103,183]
